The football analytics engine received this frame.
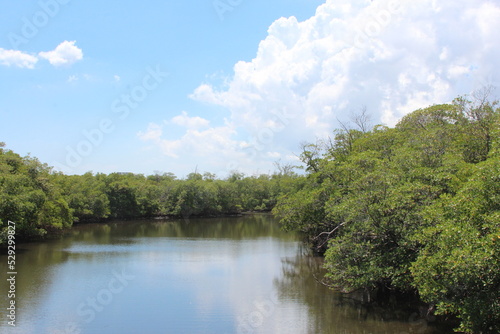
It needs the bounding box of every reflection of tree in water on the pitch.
[274,248,455,334]
[67,214,297,242]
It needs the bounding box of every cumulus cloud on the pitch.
[170,111,211,130]
[0,48,38,69]
[191,0,500,132]
[39,40,83,67]
[67,75,78,83]
[146,0,500,174]
[138,123,163,142]
[138,113,251,175]
[0,41,83,69]
[138,111,238,158]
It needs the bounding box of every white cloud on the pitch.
[0,48,38,69]
[170,111,211,130]
[144,0,500,175]
[39,40,83,67]
[138,123,163,142]
[67,75,78,83]
[0,41,83,69]
[138,113,254,175]
[191,0,500,134]
[138,113,237,160]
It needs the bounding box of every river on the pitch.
[0,214,453,334]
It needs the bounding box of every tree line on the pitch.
[273,92,500,333]
[0,146,302,243]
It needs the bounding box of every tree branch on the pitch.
[314,222,346,250]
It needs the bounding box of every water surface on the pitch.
[0,215,452,333]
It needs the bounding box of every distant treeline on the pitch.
[0,147,303,242]
[2,92,499,332]
[272,93,500,333]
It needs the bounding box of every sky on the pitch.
[1,0,499,178]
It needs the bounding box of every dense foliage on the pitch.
[0,144,302,244]
[273,95,500,333]
[0,144,72,241]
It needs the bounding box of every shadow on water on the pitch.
[67,213,296,243]
[274,247,458,334]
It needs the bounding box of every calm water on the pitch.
[1,214,453,334]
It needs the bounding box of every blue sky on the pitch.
[1,0,499,178]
